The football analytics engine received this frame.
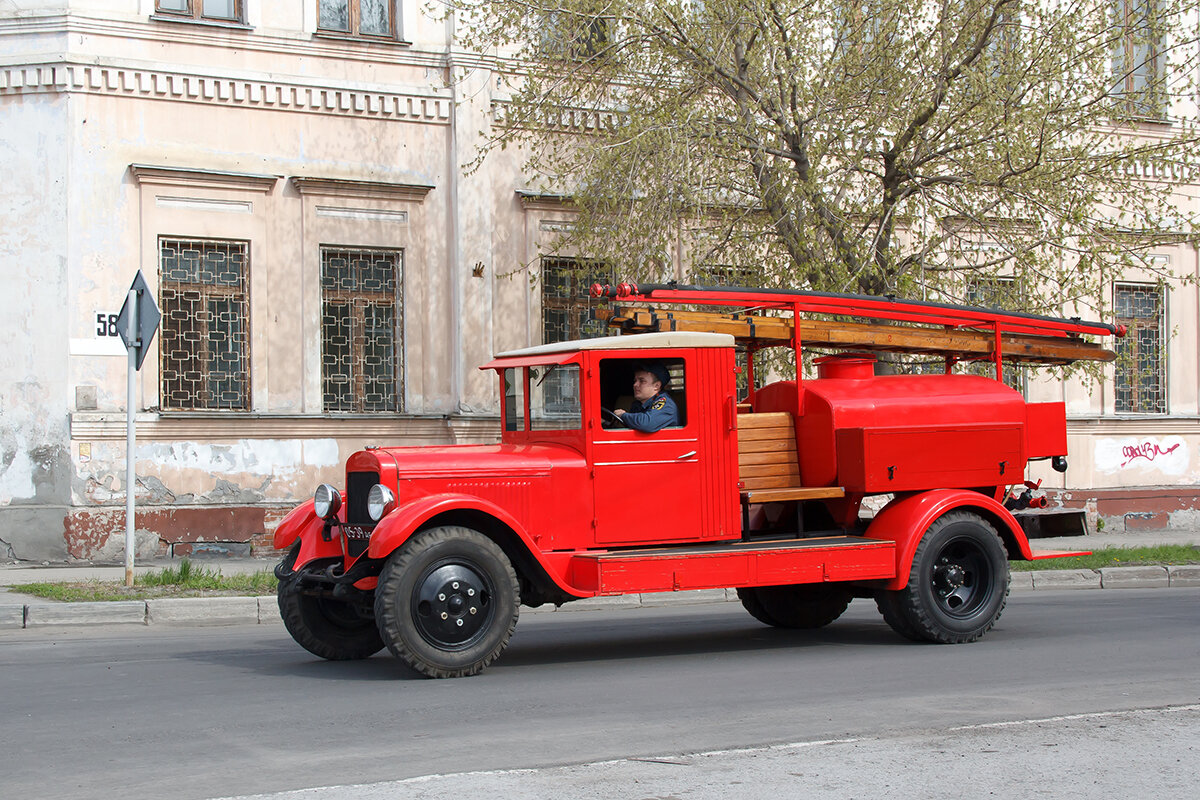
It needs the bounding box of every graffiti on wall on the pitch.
[1095,436,1189,476]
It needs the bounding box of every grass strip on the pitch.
[1010,544,1200,571]
[6,547,1198,601]
[10,559,278,602]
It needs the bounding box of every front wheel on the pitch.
[876,510,1009,643]
[374,526,520,678]
[277,548,385,661]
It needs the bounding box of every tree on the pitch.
[452,0,1199,315]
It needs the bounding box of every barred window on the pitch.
[159,238,250,411]
[965,277,1027,394]
[1114,283,1166,413]
[541,257,612,344]
[321,247,403,413]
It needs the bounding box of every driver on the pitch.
[614,363,679,432]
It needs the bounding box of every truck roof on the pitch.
[492,331,735,360]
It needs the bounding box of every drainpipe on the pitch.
[445,11,464,417]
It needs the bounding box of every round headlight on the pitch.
[367,484,395,522]
[313,483,342,520]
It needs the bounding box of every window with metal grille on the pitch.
[965,277,1027,394]
[1114,283,1166,413]
[541,257,612,344]
[159,238,250,411]
[321,247,403,413]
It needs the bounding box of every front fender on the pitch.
[272,499,342,566]
[367,493,539,561]
[866,489,1030,591]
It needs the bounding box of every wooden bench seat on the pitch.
[738,412,844,504]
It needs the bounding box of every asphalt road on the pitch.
[2,588,1197,800]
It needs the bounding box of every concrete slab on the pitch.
[1009,572,1035,592]
[25,601,146,627]
[258,597,284,624]
[1167,565,1200,587]
[1031,569,1101,590]
[146,597,259,626]
[1100,566,1170,589]
[0,604,25,629]
[555,595,643,612]
[639,589,729,607]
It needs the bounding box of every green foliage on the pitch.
[453,0,1200,315]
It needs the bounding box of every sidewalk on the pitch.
[1,530,1197,630]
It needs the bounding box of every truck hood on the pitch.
[363,443,581,480]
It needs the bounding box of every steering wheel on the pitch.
[601,408,625,429]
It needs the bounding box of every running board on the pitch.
[567,536,896,596]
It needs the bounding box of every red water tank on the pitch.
[757,355,1028,493]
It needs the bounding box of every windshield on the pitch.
[529,364,581,430]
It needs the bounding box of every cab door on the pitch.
[591,354,704,546]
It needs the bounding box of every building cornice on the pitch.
[130,164,279,193]
[0,58,453,125]
[292,177,435,202]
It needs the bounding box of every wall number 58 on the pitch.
[96,313,120,337]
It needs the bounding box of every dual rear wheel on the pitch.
[737,511,1009,644]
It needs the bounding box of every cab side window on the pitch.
[599,358,687,429]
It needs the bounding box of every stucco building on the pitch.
[0,1,1197,561]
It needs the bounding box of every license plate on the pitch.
[342,524,373,540]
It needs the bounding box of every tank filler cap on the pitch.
[814,353,877,380]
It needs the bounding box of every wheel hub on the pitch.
[413,563,492,648]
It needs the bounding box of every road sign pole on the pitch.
[125,288,138,588]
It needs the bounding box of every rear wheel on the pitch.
[277,548,384,661]
[737,585,853,629]
[374,526,520,678]
[876,510,1009,643]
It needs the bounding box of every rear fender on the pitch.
[866,489,1031,591]
[272,499,343,566]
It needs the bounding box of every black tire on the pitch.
[875,510,1010,643]
[737,585,853,629]
[374,526,520,678]
[277,548,385,661]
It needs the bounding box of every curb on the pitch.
[1,566,1197,630]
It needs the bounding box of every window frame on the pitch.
[319,245,405,414]
[158,236,252,413]
[154,0,245,24]
[540,257,613,345]
[316,0,403,42]
[1111,0,1166,120]
[1113,281,1168,414]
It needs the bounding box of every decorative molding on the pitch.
[0,61,453,125]
[1067,417,1200,436]
[518,190,575,212]
[69,412,498,442]
[131,164,278,193]
[292,177,434,202]
[316,206,409,223]
[156,196,254,214]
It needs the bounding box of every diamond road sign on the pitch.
[115,270,161,371]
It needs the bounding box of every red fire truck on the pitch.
[273,282,1122,677]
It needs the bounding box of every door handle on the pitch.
[677,451,697,460]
